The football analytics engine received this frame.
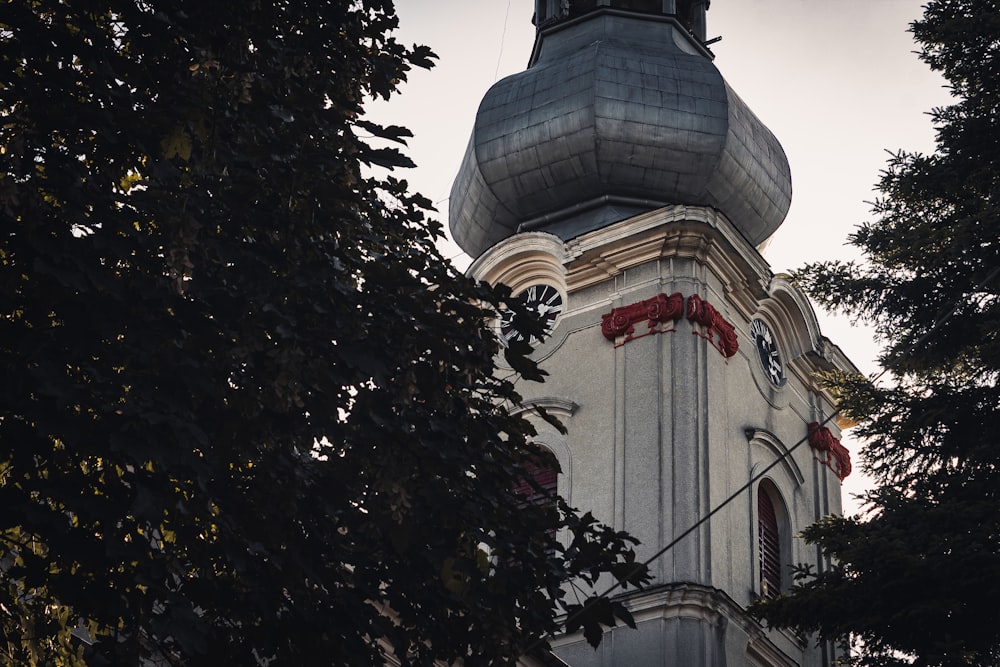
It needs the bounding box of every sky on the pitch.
[369,1,953,510]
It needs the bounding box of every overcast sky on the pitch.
[370,1,953,509]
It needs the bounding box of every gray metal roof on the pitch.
[449,10,792,258]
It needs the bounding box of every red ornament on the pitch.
[806,422,852,481]
[686,294,739,359]
[601,292,684,345]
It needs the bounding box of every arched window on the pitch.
[512,447,560,553]
[513,450,558,506]
[757,483,785,599]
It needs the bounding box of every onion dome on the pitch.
[449,3,792,258]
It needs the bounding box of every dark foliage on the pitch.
[750,2,1000,665]
[0,1,647,664]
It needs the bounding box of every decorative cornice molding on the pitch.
[563,206,769,317]
[552,583,801,667]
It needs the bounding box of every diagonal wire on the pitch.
[495,0,513,81]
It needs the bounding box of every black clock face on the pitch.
[499,284,564,344]
[750,318,786,386]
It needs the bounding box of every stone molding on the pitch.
[553,583,802,667]
[511,396,579,420]
[563,205,769,318]
[467,208,859,415]
[467,231,567,296]
[745,428,805,487]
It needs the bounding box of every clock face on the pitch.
[750,318,786,387]
[499,284,564,344]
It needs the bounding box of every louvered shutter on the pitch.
[758,488,781,598]
[513,460,557,506]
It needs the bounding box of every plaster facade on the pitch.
[468,206,855,666]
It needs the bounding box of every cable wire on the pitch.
[495,0,513,81]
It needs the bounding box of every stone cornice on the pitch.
[552,583,801,667]
[563,206,770,319]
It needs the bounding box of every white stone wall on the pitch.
[470,206,855,666]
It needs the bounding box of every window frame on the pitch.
[755,480,790,599]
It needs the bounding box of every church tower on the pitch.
[450,3,857,665]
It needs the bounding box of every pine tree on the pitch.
[751,2,1000,665]
[0,1,645,663]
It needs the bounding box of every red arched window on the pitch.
[758,485,782,599]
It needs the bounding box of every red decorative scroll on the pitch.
[685,294,739,359]
[807,422,852,481]
[600,292,739,359]
[601,292,684,346]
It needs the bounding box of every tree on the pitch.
[750,1,1000,665]
[0,2,647,664]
